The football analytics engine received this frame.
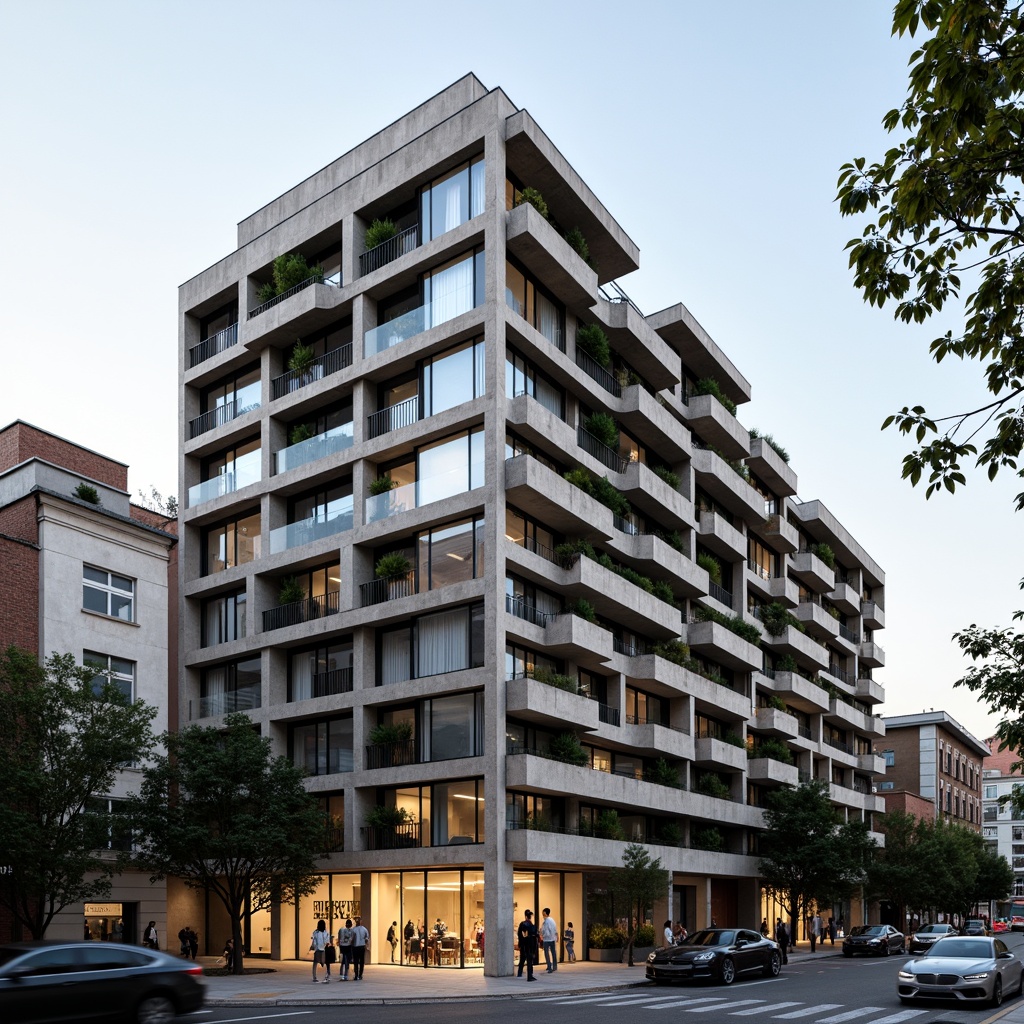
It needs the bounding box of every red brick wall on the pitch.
[0,493,39,653]
[0,422,127,490]
[882,790,936,822]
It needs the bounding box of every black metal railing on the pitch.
[322,825,345,854]
[575,347,622,397]
[188,399,252,439]
[361,822,420,851]
[758,666,777,679]
[708,582,734,608]
[360,572,417,607]
[824,736,853,754]
[613,637,645,657]
[839,624,860,644]
[189,322,238,368]
[262,591,340,631]
[248,273,326,319]
[505,593,559,626]
[798,726,812,739]
[577,425,629,474]
[598,703,620,726]
[597,280,644,316]
[827,665,855,685]
[507,533,561,566]
[271,344,352,400]
[365,739,417,770]
[367,396,419,439]
[301,668,353,700]
[359,225,418,276]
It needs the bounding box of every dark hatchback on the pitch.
[0,941,206,1024]
[646,927,783,985]
[843,924,905,957]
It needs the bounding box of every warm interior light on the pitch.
[447,553,466,561]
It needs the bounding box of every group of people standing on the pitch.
[767,913,845,961]
[176,925,199,960]
[516,908,563,980]
[662,921,689,945]
[310,916,369,983]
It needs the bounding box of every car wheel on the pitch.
[843,950,852,958]
[991,977,1003,1009]
[899,997,912,1005]
[763,951,782,977]
[720,957,736,985]
[136,994,176,1024]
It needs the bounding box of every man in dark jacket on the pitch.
[775,918,789,964]
[517,909,538,980]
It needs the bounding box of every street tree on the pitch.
[973,842,1014,910]
[123,713,325,973]
[608,843,670,966]
[0,646,156,938]
[866,810,930,928]
[759,781,877,938]
[836,0,1024,508]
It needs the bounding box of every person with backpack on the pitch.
[337,918,355,980]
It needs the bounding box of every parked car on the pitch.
[646,927,782,985]
[963,919,989,937]
[0,941,205,1024]
[898,935,1023,1007]
[842,924,905,957]
[908,923,958,954]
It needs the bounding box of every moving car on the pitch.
[842,924,905,957]
[993,920,1009,934]
[646,927,782,985]
[963,919,989,936]
[0,941,205,1024]
[908,923,958,954]
[898,935,1023,1007]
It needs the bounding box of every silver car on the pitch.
[898,935,1024,1007]
[907,922,957,954]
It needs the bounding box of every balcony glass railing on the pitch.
[189,323,238,368]
[198,685,261,718]
[364,282,475,358]
[269,501,354,554]
[275,423,353,475]
[188,454,261,508]
[365,467,473,524]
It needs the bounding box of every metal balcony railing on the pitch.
[575,347,621,397]
[365,739,417,770]
[613,637,645,657]
[747,559,772,581]
[188,397,260,440]
[598,703,620,726]
[248,273,327,320]
[708,582,734,608]
[262,590,340,632]
[360,571,417,607]
[577,425,629,474]
[189,323,238,368]
[839,624,860,644]
[505,593,559,626]
[367,395,419,439]
[361,822,420,851]
[359,225,418,276]
[271,344,352,400]
[301,668,353,700]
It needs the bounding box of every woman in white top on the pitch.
[311,919,330,982]
[663,920,675,946]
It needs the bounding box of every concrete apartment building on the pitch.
[982,743,1024,897]
[177,75,887,973]
[878,711,987,830]
[0,420,177,943]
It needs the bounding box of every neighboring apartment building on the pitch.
[177,74,887,974]
[0,420,177,943]
[982,742,1024,897]
[878,711,987,830]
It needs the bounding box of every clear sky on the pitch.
[1,0,1019,745]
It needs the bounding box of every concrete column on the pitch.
[485,854,515,976]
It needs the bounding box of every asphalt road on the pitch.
[186,932,1024,1024]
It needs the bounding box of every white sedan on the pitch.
[897,935,1023,1008]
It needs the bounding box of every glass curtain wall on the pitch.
[420,157,486,242]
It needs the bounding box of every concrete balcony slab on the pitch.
[793,601,841,640]
[624,721,695,762]
[691,448,765,527]
[857,753,887,775]
[747,757,800,786]
[789,551,836,593]
[696,509,746,561]
[855,678,885,705]
[830,580,860,615]
[621,461,695,530]
[541,614,615,669]
[859,641,885,668]
[617,384,692,462]
[753,513,799,555]
[861,601,885,629]
[753,707,799,738]
[505,677,600,732]
[683,394,750,461]
[762,625,829,670]
[684,619,763,672]
[593,297,679,390]
[746,437,798,497]
[626,655,751,721]
[694,736,747,771]
[769,576,799,607]
[766,671,829,713]
[607,533,708,600]
[505,393,575,463]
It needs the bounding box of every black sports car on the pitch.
[842,924,905,957]
[646,927,783,985]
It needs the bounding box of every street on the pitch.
[185,931,1024,1024]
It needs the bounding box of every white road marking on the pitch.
[644,997,731,1009]
[731,1002,802,1015]
[864,1012,928,1024]
[684,999,767,1012]
[817,1009,886,1023]
[196,1015,314,1024]
[591,995,693,1005]
[773,1005,844,1018]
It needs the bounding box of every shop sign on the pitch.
[313,899,360,919]
[85,904,122,915]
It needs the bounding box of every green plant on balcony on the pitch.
[697,552,722,585]
[278,576,306,605]
[548,731,588,766]
[749,738,794,764]
[827,604,841,619]
[563,465,595,494]
[658,529,685,552]
[749,427,791,464]
[374,551,411,580]
[653,465,680,489]
[287,340,317,380]
[721,730,746,748]
[73,483,100,505]
[289,422,315,446]
[596,552,615,571]
[515,186,549,219]
[693,377,737,416]
[563,225,594,269]
[776,654,798,673]
[368,720,413,746]
[693,605,761,644]
[554,538,597,566]
[649,639,692,667]
[258,252,323,303]
[575,323,611,368]
[584,411,620,451]
[810,542,837,570]
[592,809,626,840]
[691,825,725,851]
[587,923,626,949]
[530,668,578,693]
[759,601,803,637]
[568,598,597,623]
[696,773,731,800]
[364,217,398,250]
[616,565,654,593]
[369,474,397,496]
[652,580,676,606]
[765,694,787,711]
[524,813,552,831]
[365,804,415,828]
[591,475,631,518]
[644,757,681,789]
[657,821,683,846]
[614,366,642,388]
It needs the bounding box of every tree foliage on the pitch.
[759,781,877,935]
[837,0,1024,508]
[0,647,156,938]
[123,713,325,973]
[607,843,670,966]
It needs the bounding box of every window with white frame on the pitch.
[83,566,135,621]
[84,652,135,701]
[986,785,999,799]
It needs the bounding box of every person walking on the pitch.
[775,918,789,964]
[828,916,837,946]
[324,932,336,980]
[387,921,398,962]
[674,922,688,944]
[143,922,158,950]
[663,920,675,946]
[810,912,822,953]
[177,925,189,958]
[760,918,769,937]
[563,922,575,962]
[186,926,198,961]
[541,907,558,972]
[352,915,369,980]
[404,919,415,959]
[310,919,330,983]
[337,918,354,980]
[517,909,538,980]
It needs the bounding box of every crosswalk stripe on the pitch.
[684,999,766,1012]
[645,997,731,1010]
[773,1005,844,1019]
[817,1010,885,1023]
[591,996,689,1006]
[731,1003,802,1016]
[863,1012,927,1024]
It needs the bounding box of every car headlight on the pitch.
[648,952,656,962]
[693,951,716,962]
[898,971,913,980]
[963,972,991,980]
[868,938,880,944]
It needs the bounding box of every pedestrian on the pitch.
[760,918,769,937]
[517,909,538,981]
[187,926,198,961]
[775,918,789,964]
[404,919,415,958]
[143,921,158,950]
[219,938,234,967]
[711,918,718,929]
[828,916,837,946]
[663,919,675,946]
[674,922,688,943]
[324,932,336,980]
[810,912,822,953]
[352,915,369,980]
[310,919,330,983]
[563,922,575,962]
[541,907,558,972]
[387,921,398,962]
[337,918,354,980]
[178,925,189,957]
[837,917,845,938]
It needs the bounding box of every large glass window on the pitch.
[202,511,261,574]
[290,640,353,701]
[420,157,486,242]
[416,429,485,506]
[201,365,260,419]
[379,603,485,684]
[202,589,246,647]
[748,538,776,581]
[83,566,135,621]
[505,346,564,418]
[199,656,261,717]
[290,715,353,776]
[505,506,557,558]
[423,338,486,416]
[504,643,559,682]
[505,574,561,625]
[417,517,485,590]
[192,437,261,505]
[505,260,564,350]
[625,687,667,726]
[84,652,135,701]
[424,692,484,761]
[423,250,486,325]
[504,431,560,473]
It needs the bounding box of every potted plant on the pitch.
[364,217,398,251]
[278,576,306,606]
[697,552,723,585]
[369,474,396,496]
[587,923,626,962]
[73,483,101,505]
[367,720,414,765]
[514,186,548,219]
[287,340,317,385]
[375,551,412,599]
[575,323,611,368]
[289,422,315,446]
[548,731,588,766]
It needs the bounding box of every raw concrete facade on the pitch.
[0,420,177,943]
[177,75,888,974]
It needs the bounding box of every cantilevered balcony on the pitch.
[577,425,630,474]
[761,669,829,713]
[859,641,885,668]
[684,394,750,461]
[248,273,328,320]
[793,598,840,640]
[862,600,885,629]
[364,279,476,358]
[359,225,418,277]
[189,322,238,369]
[360,571,417,607]
[747,757,800,786]
[275,423,353,475]
[271,345,352,401]
[268,501,354,554]
[753,707,799,738]
[789,551,836,593]
[188,393,260,440]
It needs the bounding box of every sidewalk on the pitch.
[202,945,823,1007]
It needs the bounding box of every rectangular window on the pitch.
[83,566,135,622]
[84,652,135,701]
[985,785,999,799]
[625,687,667,726]
[203,511,261,575]
[504,431,560,473]
[379,603,485,684]
[290,640,353,701]
[201,589,246,647]
[432,778,485,846]
[85,797,132,852]
[883,750,895,767]
[506,791,563,830]
[290,715,353,776]
[747,538,776,581]
[424,692,484,762]
[191,437,261,506]
[505,506,557,559]
[417,517,485,590]
[505,259,564,350]
[505,346,565,419]
[199,656,261,717]
[423,338,486,417]
[415,429,485,506]
[419,156,486,242]
[504,642,559,682]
